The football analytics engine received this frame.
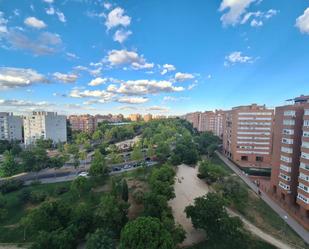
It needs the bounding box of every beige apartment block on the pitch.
[223,104,274,170]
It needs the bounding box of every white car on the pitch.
[78,171,89,177]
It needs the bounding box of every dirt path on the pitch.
[168,164,208,247]
[169,164,296,249]
[228,209,295,249]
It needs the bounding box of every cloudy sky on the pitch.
[0,0,308,116]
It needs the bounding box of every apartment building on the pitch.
[270,95,309,217]
[184,112,201,129]
[128,114,142,122]
[69,114,96,133]
[223,104,274,170]
[0,112,22,141]
[199,111,215,132]
[143,114,153,122]
[23,111,67,145]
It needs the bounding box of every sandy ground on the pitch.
[168,164,208,247]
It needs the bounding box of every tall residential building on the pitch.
[184,110,224,137]
[0,112,22,141]
[23,111,67,145]
[128,114,142,122]
[69,114,96,133]
[143,114,153,122]
[223,104,274,170]
[270,95,309,217]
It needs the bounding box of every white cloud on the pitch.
[146,106,170,112]
[0,67,47,89]
[296,8,309,34]
[107,49,154,70]
[56,11,66,23]
[24,17,47,29]
[88,77,107,86]
[70,89,115,102]
[188,84,197,90]
[175,72,195,82]
[113,29,132,43]
[1,29,62,55]
[53,72,78,83]
[161,64,176,75]
[104,2,112,10]
[163,96,190,102]
[105,7,131,30]
[46,7,55,15]
[224,51,254,66]
[219,0,255,26]
[117,96,148,104]
[0,99,50,107]
[107,79,184,96]
[250,19,263,27]
[43,0,54,3]
[66,52,79,59]
[241,9,278,27]
[0,12,8,33]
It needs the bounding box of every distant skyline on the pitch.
[0,0,309,115]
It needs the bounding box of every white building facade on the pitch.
[23,111,67,145]
[0,112,23,141]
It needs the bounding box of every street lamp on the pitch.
[283,215,288,236]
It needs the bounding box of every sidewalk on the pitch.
[215,151,309,245]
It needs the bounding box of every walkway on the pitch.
[215,151,309,245]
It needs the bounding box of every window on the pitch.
[283,120,295,126]
[279,181,290,190]
[299,173,309,182]
[301,152,309,160]
[282,129,294,135]
[256,156,263,162]
[297,194,309,204]
[300,162,309,171]
[281,155,292,163]
[284,110,296,116]
[280,164,291,172]
[305,109,309,116]
[279,173,291,181]
[282,138,293,144]
[281,147,293,154]
[298,183,309,193]
[304,120,309,127]
[304,131,309,138]
[241,156,248,161]
[302,141,309,149]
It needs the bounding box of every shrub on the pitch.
[54,186,69,196]
[132,189,144,204]
[0,179,24,194]
[30,191,48,204]
[19,189,31,203]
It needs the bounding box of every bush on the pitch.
[132,189,144,204]
[54,186,69,196]
[0,179,24,194]
[198,160,227,184]
[30,191,48,204]
[19,189,31,203]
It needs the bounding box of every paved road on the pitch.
[216,151,309,246]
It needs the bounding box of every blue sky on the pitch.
[0,0,308,116]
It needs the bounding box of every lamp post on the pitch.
[283,215,288,236]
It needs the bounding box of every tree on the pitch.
[36,138,53,149]
[109,151,123,164]
[86,228,115,249]
[0,150,19,177]
[198,160,227,183]
[70,176,88,197]
[89,150,107,176]
[143,192,169,218]
[95,194,129,235]
[185,193,246,248]
[121,179,129,202]
[79,150,87,169]
[155,142,170,163]
[130,145,143,161]
[119,217,175,249]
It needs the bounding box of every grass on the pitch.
[214,155,309,249]
[187,237,277,249]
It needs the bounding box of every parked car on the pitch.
[78,172,89,177]
[123,164,132,169]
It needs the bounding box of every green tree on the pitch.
[121,179,129,202]
[155,142,170,163]
[36,138,53,149]
[0,150,19,177]
[109,151,123,164]
[198,160,227,183]
[86,228,115,249]
[119,217,175,249]
[89,149,107,176]
[130,145,143,161]
[70,176,88,197]
[185,193,246,248]
[95,194,129,235]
